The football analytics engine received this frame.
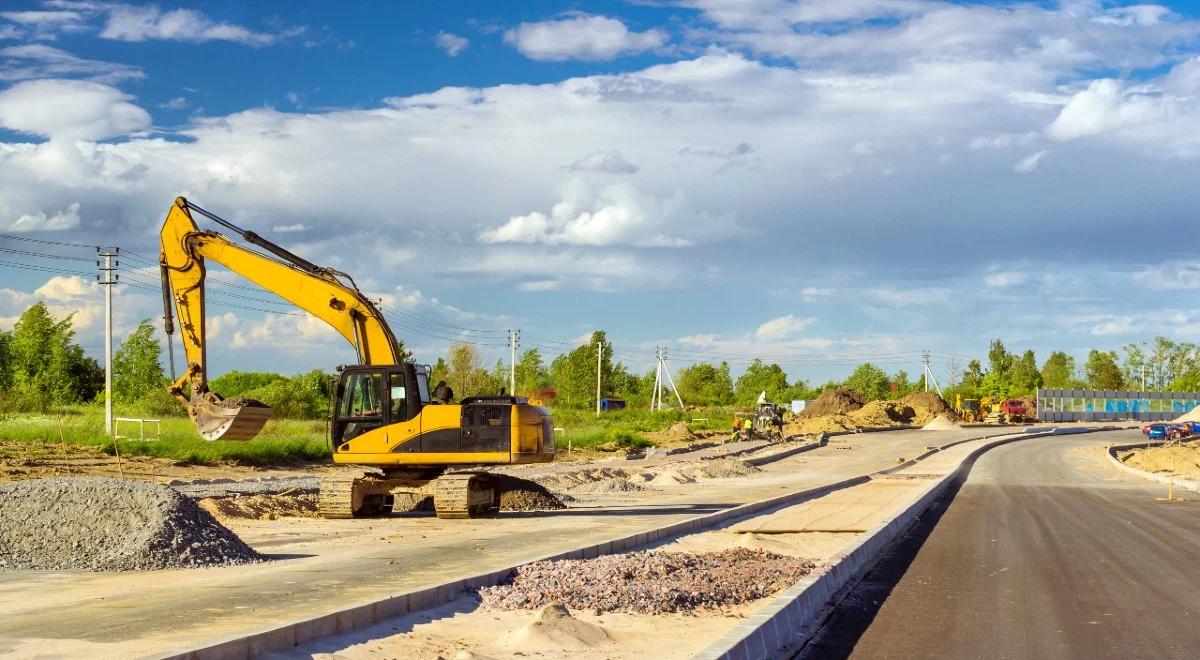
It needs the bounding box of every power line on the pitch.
[0,232,98,249]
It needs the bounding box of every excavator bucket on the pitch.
[188,393,273,441]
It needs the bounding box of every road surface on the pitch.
[801,430,1200,660]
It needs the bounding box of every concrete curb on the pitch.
[157,473,873,659]
[692,426,1115,660]
[1104,441,1200,494]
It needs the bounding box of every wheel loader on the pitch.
[158,197,555,519]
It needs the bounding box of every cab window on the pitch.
[389,372,407,421]
[342,372,384,418]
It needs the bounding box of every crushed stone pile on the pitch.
[569,479,650,494]
[921,414,963,431]
[798,387,866,417]
[686,457,761,479]
[0,477,262,571]
[479,548,816,614]
[494,475,567,511]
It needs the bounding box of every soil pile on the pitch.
[901,391,955,415]
[0,477,261,571]
[784,415,855,435]
[644,422,696,445]
[1121,446,1200,478]
[1174,406,1200,423]
[799,388,865,417]
[921,414,963,431]
[495,475,567,511]
[197,493,319,521]
[479,548,816,614]
[847,401,915,426]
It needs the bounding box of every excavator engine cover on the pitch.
[188,392,273,441]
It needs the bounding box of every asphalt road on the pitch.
[800,430,1200,660]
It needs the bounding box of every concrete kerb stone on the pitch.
[693,428,1117,660]
[1105,440,1200,494]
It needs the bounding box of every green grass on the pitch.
[0,404,737,464]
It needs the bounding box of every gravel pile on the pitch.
[479,548,815,614]
[0,477,262,571]
[494,475,567,511]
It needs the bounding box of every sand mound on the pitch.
[495,475,567,511]
[505,604,612,651]
[1121,445,1200,478]
[901,391,953,414]
[198,493,319,521]
[0,477,261,571]
[687,458,761,479]
[1174,406,1200,423]
[921,414,962,431]
[799,387,865,417]
[480,548,816,614]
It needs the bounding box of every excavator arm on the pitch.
[159,196,403,440]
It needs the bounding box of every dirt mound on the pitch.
[505,604,612,651]
[644,422,696,445]
[479,548,816,614]
[901,392,953,414]
[0,477,261,571]
[784,415,855,435]
[686,458,761,479]
[798,387,865,417]
[1121,445,1200,478]
[1174,406,1200,423]
[921,414,962,431]
[197,493,318,521]
[215,396,269,409]
[494,475,567,511]
[848,400,915,426]
[570,479,650,494]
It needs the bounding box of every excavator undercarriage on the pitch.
[317,468,498,519]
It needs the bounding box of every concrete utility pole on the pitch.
[508,329,520,395]
[921,350,943,397]
[97,247,119,436]
[595,339,603,417]
[661,346,685,410]
[649,347,663,411]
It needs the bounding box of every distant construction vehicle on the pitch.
[158,197,555,519]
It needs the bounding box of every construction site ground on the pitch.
[0,424,1094,658]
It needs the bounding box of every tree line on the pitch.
[4,302,1199,419]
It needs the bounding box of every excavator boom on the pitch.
[159,196,402,440]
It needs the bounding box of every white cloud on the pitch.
[983,270,1029,287]
[801,287,835,302]
[1134,261,1200,290]
[517,279,562,292]
[755,314,816,341]
[0,44,144,83]
[1013,149,1048,173]
[566,150,639,174]
[0,79,150,139]
[159,96,188,110]
[7,201,80,231]
[504,14,666,61]
[435,31,469,56]
[99,5,287,46]
[869,287,951,306]
[272,223,306,233]
[1091,316,1136,336]
[0,10,83,26]
[480,180,712,248]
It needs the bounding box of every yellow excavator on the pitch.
[158,197,555,519]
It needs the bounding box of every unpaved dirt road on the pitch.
[801,429,1200,660]
[0,428,997,658]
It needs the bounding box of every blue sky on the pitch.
[2,0,1200,386]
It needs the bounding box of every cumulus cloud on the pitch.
[504,14,666,61]
[0,79,150,139]
[566,150,639,174]
[435,31,469,56]
[7,201,80,231]
[480,181,713,248]
[755,314,815,341]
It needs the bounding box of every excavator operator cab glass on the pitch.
[335,370,385,444]
[389,372,407,420]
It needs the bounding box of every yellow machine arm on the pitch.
[159,196,403,440]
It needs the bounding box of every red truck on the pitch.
[1000,399,1028,423]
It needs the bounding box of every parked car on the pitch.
[1147,424,1170,439]
[1147,423,1192,440]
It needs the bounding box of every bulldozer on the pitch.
[955,395,982,423]
[159,197,555,519]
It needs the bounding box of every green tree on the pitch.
[733,358,789,405]
[960,359,984,393]
[1039,351,1078,388]
[515,348,549,394]
[987,339,1014,388]
[1009,349,1041,394]
[429,357,449,387]
[5,302,102,408]
[892,370,915,398]
[1085,350,1124,390]
[676,361,734,406]
[112,320,166,402]
[548,330,613,407]
[843,362,891,401]
[243,370,334,419]
[446,343,502,398]
[0,329,11,391]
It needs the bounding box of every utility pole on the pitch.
[97,247,119,436]
[508,329,520,395]
[595,339,603,417]
[650,347,663,411]
[661,346,685,409]
[1141,364,1147,392]
[922,350,943,397]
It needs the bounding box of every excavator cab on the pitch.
[333,364,431,445]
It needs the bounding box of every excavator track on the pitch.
[433,473,497,519]
[318,469,370,519]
